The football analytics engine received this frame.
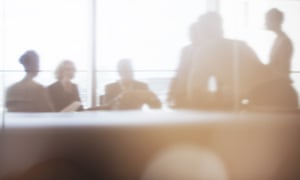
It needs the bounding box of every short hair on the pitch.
[19,50,39,72]
[266,8,284,24]
[55,60,75,80]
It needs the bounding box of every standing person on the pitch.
[247,8,298,111]
[184,12,266,110]
[5,50,54,112]
[103,59,161,110]
[266,8,293,80]
[48,60,83,112]
[168,22,202,108]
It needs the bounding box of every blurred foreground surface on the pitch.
[1,110,300,179]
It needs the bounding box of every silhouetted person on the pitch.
[247,9,299,112]
[180,12,267,110]
[168,22,202,108]
[103,59,161,110]
[5,50,54,112]
[48,60,83,112]
[266,8,293,81]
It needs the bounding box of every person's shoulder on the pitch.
[181,44,194,52]
[226,39,255,52]
[47,81,60,90]
[48,81,61,87]
[71,82,79,88]
[7,81,20,88]
[6,81,21,93]
[279,33,293,46]
[105,81,119,89]
[31,81,46,90]
[223,38,246,46]
[280,32,290,40]
[133,80,148,88]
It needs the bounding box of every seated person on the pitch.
[5,50,54,112]
[103,59,161,110]
[48,60,83,112]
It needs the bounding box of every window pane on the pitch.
[3,0,91,71]
[2,0,92,110]
[220,0,300,107]
[96,0,207,71]
[0,0,4,112]
[220,0,300,70]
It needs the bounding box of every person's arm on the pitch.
[47,85,59,112]
[135,84,162,109]
[168,46,193,107]
[103,84,122,109]
[73,84,84,111]
[144,91,162,109]
[104,85,114,105]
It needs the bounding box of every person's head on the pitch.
[19,50,39,77]
[55,60,76,81]
[117,59,134,81]
[197,12,223,40]
[265,8,284,32]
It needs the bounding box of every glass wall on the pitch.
[0,0,4,114]
[96,0,207,105]
[0,0,299,114]
[0,0,208,112]
[1,0,92,109]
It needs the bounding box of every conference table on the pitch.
[1,110,300,179]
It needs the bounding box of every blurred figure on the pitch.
[247,9,299,112]
[266,8,293,81]
[5,50,54,112]
[172,12,266,110]
[48,60,83,112]
[103,59,161,110]
[168,22,201,108]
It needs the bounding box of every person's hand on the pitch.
[114,91,144,109]
[134,90,156,101]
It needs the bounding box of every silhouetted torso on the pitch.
[6,78,54,112]
[104,80,161,110]
[187,39,266,110]
[269,31,293,80]
[48,81,82,112]
[169,44,197,108]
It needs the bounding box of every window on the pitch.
[96,0,207,104]
[1,0,92,108]
[0,0,5,112]
[0,0,299,116]
[220,0,300,105]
